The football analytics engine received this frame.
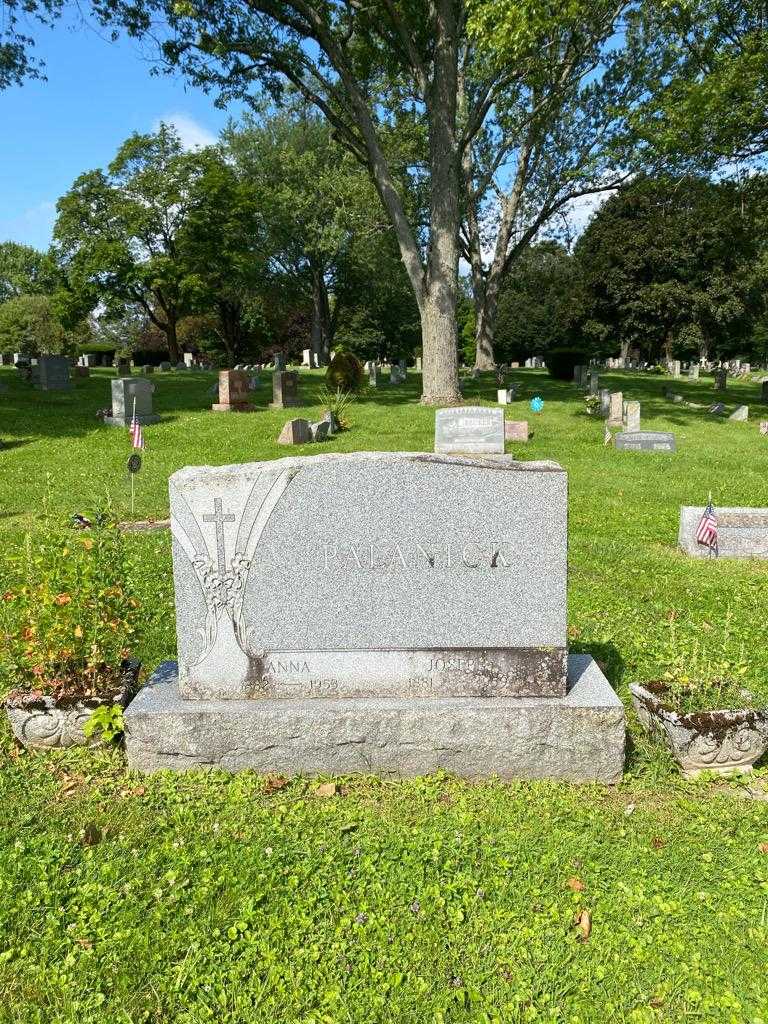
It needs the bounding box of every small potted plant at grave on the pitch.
[319,385,356,432]
[631,619,768,777]
[0,505,142,750]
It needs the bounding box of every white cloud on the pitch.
[0,201,57,250]
[562,189,615,235]
[153,113,218,150]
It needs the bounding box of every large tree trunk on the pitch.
[419,0,461,404]
[165,316,180,363]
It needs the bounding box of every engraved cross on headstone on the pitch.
[203,498,236,576]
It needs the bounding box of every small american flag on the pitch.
[695,496,718,556]
[130,400,144,449]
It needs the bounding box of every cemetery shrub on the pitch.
[546,347,588,380]
[318,385,355,430]
[326,350,365,392]
[0,509,141,701]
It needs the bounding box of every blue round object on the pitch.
[530,396,544,413]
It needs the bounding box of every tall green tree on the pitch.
[574,175,764,363]
[92,0,522,403]
[182,149,268,366]
[0,0,64,88]
[224,111,381,366]
[54,123,213,362]
[631,0,768,166]
[0,241,58,301]
[461,0,659,368]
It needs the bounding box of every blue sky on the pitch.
[0,10,239,251]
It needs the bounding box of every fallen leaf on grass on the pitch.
[624,803,636,817]
[649,997,664,1008]
[759,843,768,854]
[264,775,289,794]
[574,909,592,942]
[315,782,337,798]
[75,938,93,949]
[651,837,664,849]
[566,877,585,892]
[59,777,83,798]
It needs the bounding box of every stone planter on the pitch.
[630,682,768,778]
[5,659,141,750]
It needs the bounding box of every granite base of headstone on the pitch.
[729,405,749,421]
[124,452,625,782]
[679,506,768,558]
[615,431,676,452]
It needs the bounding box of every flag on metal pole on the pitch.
[695,493,718,557]
[130,397,144,449]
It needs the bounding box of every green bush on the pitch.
[546,347,588,380]
[325,350,364,392]
[0,506,141,701]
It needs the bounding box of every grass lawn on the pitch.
[1,365,768,1022]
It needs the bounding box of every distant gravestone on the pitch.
[599,388,611,417]
[81,353,98,367]
[37,355,72,391]
[308,420,331,442]
[761,381,768,402]
[607,392,623,426]
[672,360,681,377]
[504,420,529,442]
[105,377,159,427]
[277,418,312,445]
[689,364,700,380]
[73,365,90,379]
[729,405,749,421]
[760,421,768,435]
[588,373,599,397]
[212,370,253,413]
[175,360,187,371]
[302,349,313,368]
[159,361,172,372]
[0,353,12,365]
[497,387,517,405]
[615,430,676,452]
[415,357,422,371]
[183,352,195,367]
[679,506,768,558]
[270,370,300,409]
[624,400,641,433]
[713,368,727,391]
[274,353,286,371]
[368,363,379,387]
[115,359,132,376]
[434,406,504,454]
[141,364,154,375]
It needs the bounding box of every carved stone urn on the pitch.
[630,682,768,778]
[5,660,141,750]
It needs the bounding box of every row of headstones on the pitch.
[366,361,408,387]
